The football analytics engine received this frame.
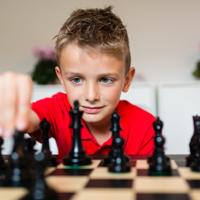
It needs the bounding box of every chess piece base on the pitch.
[186,155,193,167]
[108,164,131,173]
[63,155,91,166]
[148,170,172,176]
[191,159,200,172]
[20,186,58,200]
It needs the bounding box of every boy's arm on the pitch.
[0,72,40,137]
[26,109,40,133]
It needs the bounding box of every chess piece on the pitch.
[0,137,6,175]
[108,136,131,173]
[5,130,30,187]
[63,100,91,166]
[24,137,36,170]
[187,115,200,171]
[40,119,51,157]
[21,152,58,200]
[148,117,172,175]
[0,137,7,186]
[186,115,200,167]
[103,112,130,173]
[40,119,57,166]
[25,137,36,155]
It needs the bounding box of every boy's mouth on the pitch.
[81,105,105,114]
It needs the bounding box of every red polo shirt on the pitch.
[31,92,155,162]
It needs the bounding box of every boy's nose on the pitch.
[85,83,100,103]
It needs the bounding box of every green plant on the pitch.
[31,47,58,84]
[193,61,200,79]
[32,59,57,84]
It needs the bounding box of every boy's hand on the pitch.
[0,72,33,137]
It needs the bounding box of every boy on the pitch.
[0,7,155,162]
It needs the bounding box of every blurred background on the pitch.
[0,0,200,82]
[1,0,200,154]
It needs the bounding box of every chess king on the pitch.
[0,6,155,162]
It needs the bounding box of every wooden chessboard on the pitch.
[1,156,200,200]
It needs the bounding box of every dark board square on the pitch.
[187,180,200,188]
[98,160,107,167]
[137,169,179,176]
[49,168,92,176]
[137,193,190,200]
[86,179,133,188]
[0,178,32,188]
[57,192,75,200]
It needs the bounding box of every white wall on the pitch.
[158,82,200,154]
[0,0,200,82]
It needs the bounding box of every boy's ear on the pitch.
[55,66,64,85]
[122,67,135,92]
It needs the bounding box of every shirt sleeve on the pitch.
[30,97,55,141]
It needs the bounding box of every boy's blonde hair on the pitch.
[55,6,131,73]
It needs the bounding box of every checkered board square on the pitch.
[2,158,200,200]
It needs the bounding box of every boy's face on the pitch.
[56,43,134,125]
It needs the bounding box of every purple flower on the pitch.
[32,46,56,60]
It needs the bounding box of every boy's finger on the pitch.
[16,75,32,131]
[1,73,17,136]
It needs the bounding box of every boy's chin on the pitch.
[82,113,104,123]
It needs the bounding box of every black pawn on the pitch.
[187,115,200,171]
[108,137,131,173]
[63,100,91,166]
[40,119,57,166]
[0,137,7,186]
[186,116,200,167]
[5,130,29,187]
[104,112,130,173]
[20,152,58,200]
[148,117,172,175]
[102,112,129,166]
[24,137,36,169]
[0,137,6,174]
[25,137,36,155]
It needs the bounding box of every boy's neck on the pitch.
[86,121,112,145]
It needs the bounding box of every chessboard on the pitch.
[0,103,200,200]
[1,156,200,200]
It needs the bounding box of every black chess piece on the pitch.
[20,152,59,200]
[40,119,57,166]
[24,137,37,170]
[108,136,131,173]
[0,137,7,185]
[187,115,200,171]
[5,130,30,187]
[63,100,91,166]
[40,119,51,156]
[148,117,172,176]
[0,137,6,174]
[25,137,36,155]
[103,112,130,173]
[186,115,200,167]
[102,112,129,166]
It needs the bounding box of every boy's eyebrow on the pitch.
[98,73,120,77]
[63,72,83,76]
[63,72,120,77]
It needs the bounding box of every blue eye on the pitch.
[70,77,82,85]
[100,77,114,85]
